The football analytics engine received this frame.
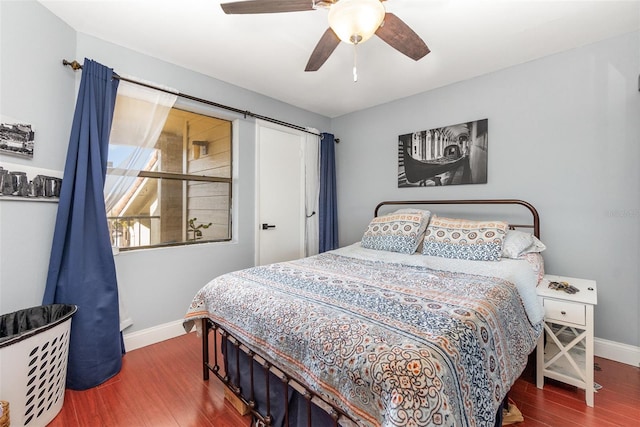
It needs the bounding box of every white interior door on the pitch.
[256,122,305,265]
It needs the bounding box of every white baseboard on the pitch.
[123,319,188,352]
[124,320,640,368]
[595,337,640,367]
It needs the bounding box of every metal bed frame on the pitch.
[374,199,540,238]
[202,318,354,427]
[200,199,541,427]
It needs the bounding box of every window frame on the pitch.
[106,105,234,252]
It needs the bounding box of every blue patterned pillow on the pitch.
[422,215,507,261]
[361,210,430,254]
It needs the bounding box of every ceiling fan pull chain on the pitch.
[353,43,358,82]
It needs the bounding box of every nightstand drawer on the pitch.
[543,299,585,325]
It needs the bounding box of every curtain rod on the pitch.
[62,59,339,142]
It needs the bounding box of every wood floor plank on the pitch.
[48,333,640,426]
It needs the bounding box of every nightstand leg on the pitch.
[585,305,594,407]
[536,333,545,389]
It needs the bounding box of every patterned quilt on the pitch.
[184,253,542,427]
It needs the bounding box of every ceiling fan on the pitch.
[219,0,430,72]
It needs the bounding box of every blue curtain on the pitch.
[43,59,122,390]
[319,132,338,252]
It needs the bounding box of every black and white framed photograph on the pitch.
[0,162,63,199]
[398,119,488,187]
[0,117,35,159]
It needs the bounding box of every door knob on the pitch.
[261,223,276,230]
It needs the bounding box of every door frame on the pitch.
[254,120,307,266]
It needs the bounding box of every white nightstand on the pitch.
[536,274,598,407]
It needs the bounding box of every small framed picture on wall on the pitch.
[0,116,35,159]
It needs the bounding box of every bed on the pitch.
[183,199,545,427]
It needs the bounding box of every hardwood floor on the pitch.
[48,332,640,426]
[510,356,640,426]
[49,332,251,427]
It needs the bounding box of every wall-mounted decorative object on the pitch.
[398,119,488,187]
[0,117,35,159]
[0,165,62,199]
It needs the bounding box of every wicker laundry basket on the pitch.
[0,304,77,427]
[0,400,9,427]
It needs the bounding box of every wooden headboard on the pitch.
[374,199,540,238]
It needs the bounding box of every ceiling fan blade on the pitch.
[221,0,315,14]
[305,28,340,72]
[375,13,430,61]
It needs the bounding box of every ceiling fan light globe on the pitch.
[328,0,385,45]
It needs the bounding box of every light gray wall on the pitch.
[0,0,76,312]
[0,1,330,333]
[332,31,640,348]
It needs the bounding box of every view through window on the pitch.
[106,108,232,250]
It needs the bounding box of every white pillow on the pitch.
[502,230,546,259]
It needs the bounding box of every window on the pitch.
[106,107,232,250]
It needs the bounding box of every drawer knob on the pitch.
[561,311,567,315]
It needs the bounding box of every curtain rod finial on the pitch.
[62,59,83,71]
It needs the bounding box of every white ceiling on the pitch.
[39,0,640,118]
